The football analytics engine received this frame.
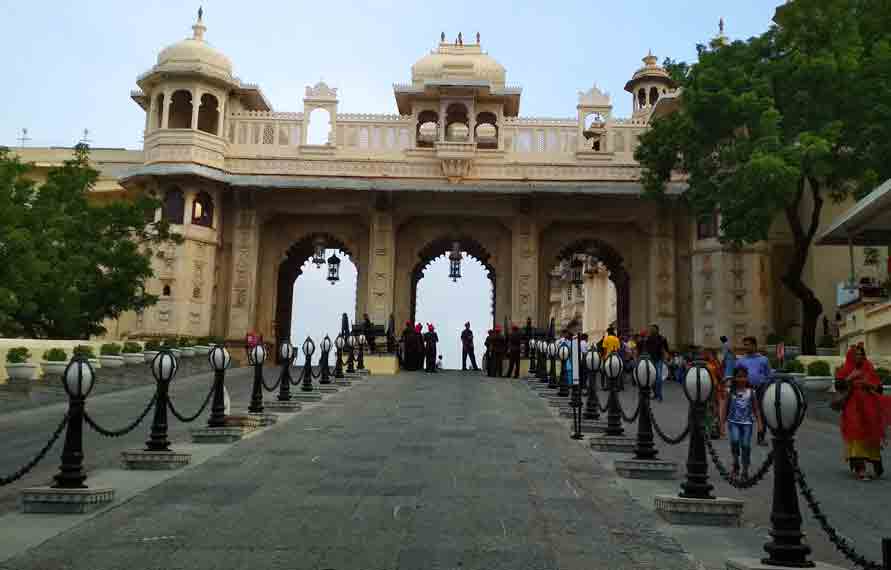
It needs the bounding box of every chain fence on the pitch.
[167,385,215,423]
[261,369,282,392]
[650,407,690,445]
[619,396,641,424]
[705,437,774,489]
[0,413,68,486]
[84,393,157,438]
[789,448,884,570]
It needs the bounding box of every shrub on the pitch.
[43,348,67,362]
[766,333,782,345]
[818,335,836,349]
[806,360,831,377]
[144,339,162,351]
[122,341,142,353]
[784,359,805,373]
[161,337,179,349]
[208,336,224,346]
[6,347,31,364]
[73,345,95,359]
[178,337,194,348]
[100,343,122,356]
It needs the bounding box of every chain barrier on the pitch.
[84,393,157,438]
[619,395,641,424]
[705,437,774,490]
[650,407,690,445]
[167,385,214,423]
[261,370,282,392]
[0,413,68,486]
[789,448,884,570]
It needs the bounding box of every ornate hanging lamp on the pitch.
[448,241,462,282]
[326,253,341,284]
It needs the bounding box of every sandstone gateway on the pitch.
[15,13,846,351]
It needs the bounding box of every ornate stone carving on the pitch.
[305,81,338,101]
[577,85,611,107]
[441,158,473,182]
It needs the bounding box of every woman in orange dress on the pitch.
[835,345,891,480]
[704,349,724,438]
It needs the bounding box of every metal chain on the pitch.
[261,369,282,392]
[619,396,641,423]
[84,393,157,438]
[705,437,774,489]
[167,385,214,423]
[650,407,690,445]
[0,414,68,486]
[788,448,883,570]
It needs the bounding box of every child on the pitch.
[726,366,761,481]
[436,355,444,371]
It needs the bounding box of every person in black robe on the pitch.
[423,324,439,373]
[399,321,412,369]
[493,325,507,378]
[402,322,422,371]
[505,324,522,378]
[484,329,495,377]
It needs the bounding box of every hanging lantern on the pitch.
[570,256,584,286]
[312,237,326,268]
[448,241,462,282]
[326,253,341,284]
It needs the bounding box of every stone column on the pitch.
[161,90,171,129]
[226,196,260,340]
[190,89,201,130]
[649,219,678,342]
[366,212,396,325]
[511,216,539,327]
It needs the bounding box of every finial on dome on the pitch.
[458,32,463,46]
[476,32,481,44]
[441,31,445,43]
[643,50,658,66]
[192,6,206,41]
[719,17,724,35]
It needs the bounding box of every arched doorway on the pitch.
[274,233,356,358]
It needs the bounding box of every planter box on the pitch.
[180,347,195,358]
[122,353,144,366]
[41,361,68,377]
[170,349,182,358]
[99,355,124,369]
[803,376,833,392]
[816,348,837,357]
[6,362,38,382]
[143,350,159,363]
[193,345,210,356]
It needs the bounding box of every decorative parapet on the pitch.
[229,111,303,120]
[337,113,413,122]
[435,141,476,182]
[504,117,576,126]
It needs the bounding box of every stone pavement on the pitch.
[1,371,699,570]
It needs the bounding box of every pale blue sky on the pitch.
[1,1,782,148]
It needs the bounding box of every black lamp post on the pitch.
[247,343,267,414]
[760,378,813,567]
[277,342,294,401]
[301,336,316,391]
[326,253,341,284]
[603,352,625,436]
[584,350,602,420]
[346,334,356,374]
[557,343,571,397]
[448,241,462,282]
[536,339,548,382]
[146,350,178,452]
[319,335,332,383]
[570,336,584,440]
[333,334,345,379]
[547,340,558,388]
[53,357,96,489]
[528,336,538,377]
[632,355,658,460]
[678,360,715,500]
[207,345,231,428]
[357,333,366,370]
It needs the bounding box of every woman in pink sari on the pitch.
[835,345,891,480]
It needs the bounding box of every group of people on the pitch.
[398,321,440,373]
[480,324,525,378]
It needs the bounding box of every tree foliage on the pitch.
[0,144,180,339]
[635,0,891,354]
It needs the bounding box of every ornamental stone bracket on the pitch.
[435,141,476,183]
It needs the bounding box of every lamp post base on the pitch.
[264,400,303,412]
[317,386,340,393]
[21,486,115,514]
[726,559,832,570]
[291,392,324,402]
[121,449,191,470]
[588,434,637,453]
[614,458,678,479]
[191,426,251,443]
[654,495,744,526]
[247,412,278,426]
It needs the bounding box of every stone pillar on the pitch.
[649,220,678,342]
[216,97,226,137]
[190,89,201,130]
[226,197,260,340]
[161,90,171,129]
[365,212,396,326]
[511,216,540,327]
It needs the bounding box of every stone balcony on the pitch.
[144,129,228,170]
[435,141,477,182]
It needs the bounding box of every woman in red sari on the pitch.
[835,345,891,480]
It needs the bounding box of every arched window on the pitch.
[197,93,219,134]
[162,187,185,224]
[476,111,498,149]
[306,108,332,145]
[416,110,438,147]
[168,90,193,129]
[191,191,214,227]
[445,103,469,142]
[162,284,171,297]
[154,93,165,129]
[649,87,660,106]
[637,88,647,109]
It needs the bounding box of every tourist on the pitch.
[505,324,522,378]
[493,325,507,378]
[704,349,723,439]
[643,324,670,402]
[834,345,891,480]
[484,329,496,377]
[362,313,376,353]
[720,335,735,381]
[736,336,771,445]
[423,324,439,373]
[601,326,620,357]
[436,354,444,371]
[726,366,760,482]
[460,322,480,371]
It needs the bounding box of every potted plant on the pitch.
[143,339,162,363]
[122,341,144,365]
[816,335,836,357]
[179,337,195,358]
[73,344,98,367]
[5,347,37,385]
[804,360,833,392]
[99,343,124,368]
[41,348,68,377]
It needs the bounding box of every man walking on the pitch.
[505,324,522,378]
[736,336,771,446]
[461,322,480,371]
[644,324,669,401]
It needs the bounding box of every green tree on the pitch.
[0,144,179,339]
[635,0,891,354]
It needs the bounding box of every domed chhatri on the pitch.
[411,37,506,90]
[154,8,233,79]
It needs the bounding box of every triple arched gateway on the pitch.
[111,13,793,350]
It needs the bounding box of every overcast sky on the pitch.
[1,1,782,365]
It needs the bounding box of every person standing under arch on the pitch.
[505,324,522,379]
[461,322,480,371]
[424,324,439,373]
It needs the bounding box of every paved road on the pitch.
[2,371,698,570]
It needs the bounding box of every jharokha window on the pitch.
[697,211,720,240]
[191,191,214,227]
[162,187,185,224]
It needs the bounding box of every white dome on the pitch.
[412,44,506,89]
[155,14,232,78]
